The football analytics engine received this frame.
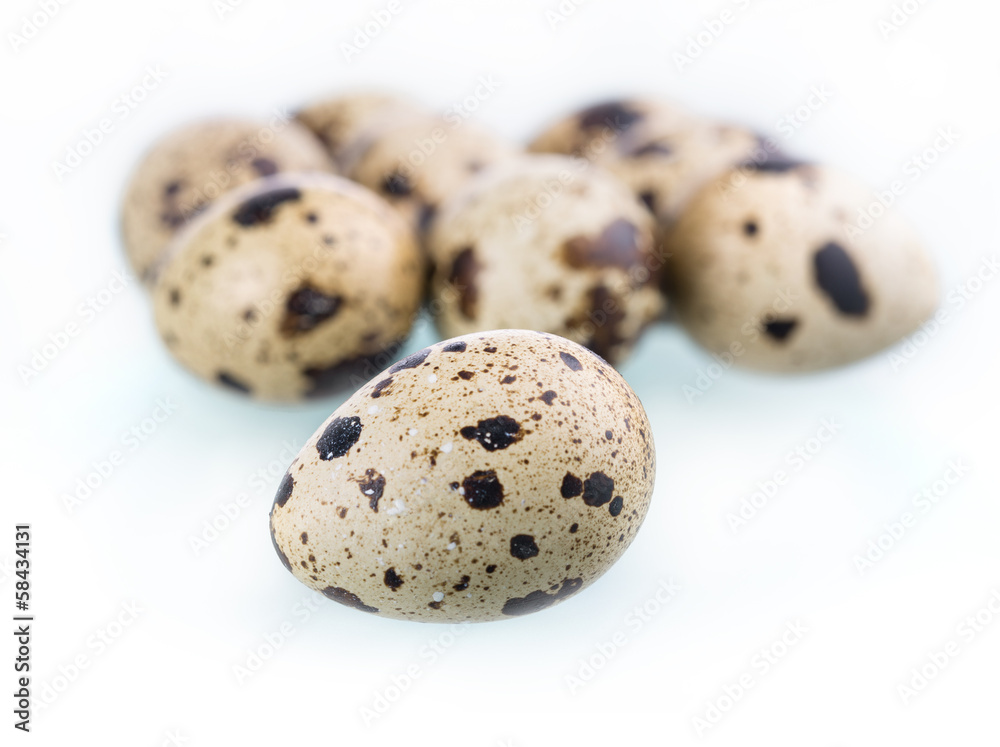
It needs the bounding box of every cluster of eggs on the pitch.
[122,93,939,399]
[120,93,938,623]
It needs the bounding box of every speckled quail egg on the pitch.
[592,116,766,228]
[529,98,693,160]
[121,118,333,283]
[531,98,770,229]
[295,92,425,172]
[427,155,663,366]
[664,161,940,371]
[152,173,425,400]
[345,113,520,237]
[269,330,656,623]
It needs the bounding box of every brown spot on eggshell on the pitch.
[317,416,362,460]
[280,285,343,337]
[270,517,293,572]
[459,415,523,451]
[559,352,583,371]
[563,219,644,270]
[274,473,294,508]
[322,586,378,613]
[384,568,404,590]
[390,348,431,372]
[561,472,583,498]
[371,377,394,398]
[232,187,302,226]
[582,472,615,507]
[510,534,539,560]
[454,470,505,510]
[354,469,386,512]
[501,577,584,616]
[449,248,481,319]
[217,371,251,394]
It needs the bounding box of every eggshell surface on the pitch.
[347,114,520,237]
[121,118,333,282]
[529,98,693,159]
[530,99,766,229]
[428,156,663,366]
[295,92,425,172]
[269,330,656,623]
[664,162,940,371]
[152,173,424,400]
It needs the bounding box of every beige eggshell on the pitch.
[346,113,521,237]
[601,116,764,227]
[664,162,940,371]
[529,98,693,160]
[427,155,664,366]
[295,92,426,172]
[152,173,424,401]
[530,99,776,229]
[121,118,333,283]
[269,330,656,623]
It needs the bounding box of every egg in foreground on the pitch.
[269,330,656,622]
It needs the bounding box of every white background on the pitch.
[2,0,999,744]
